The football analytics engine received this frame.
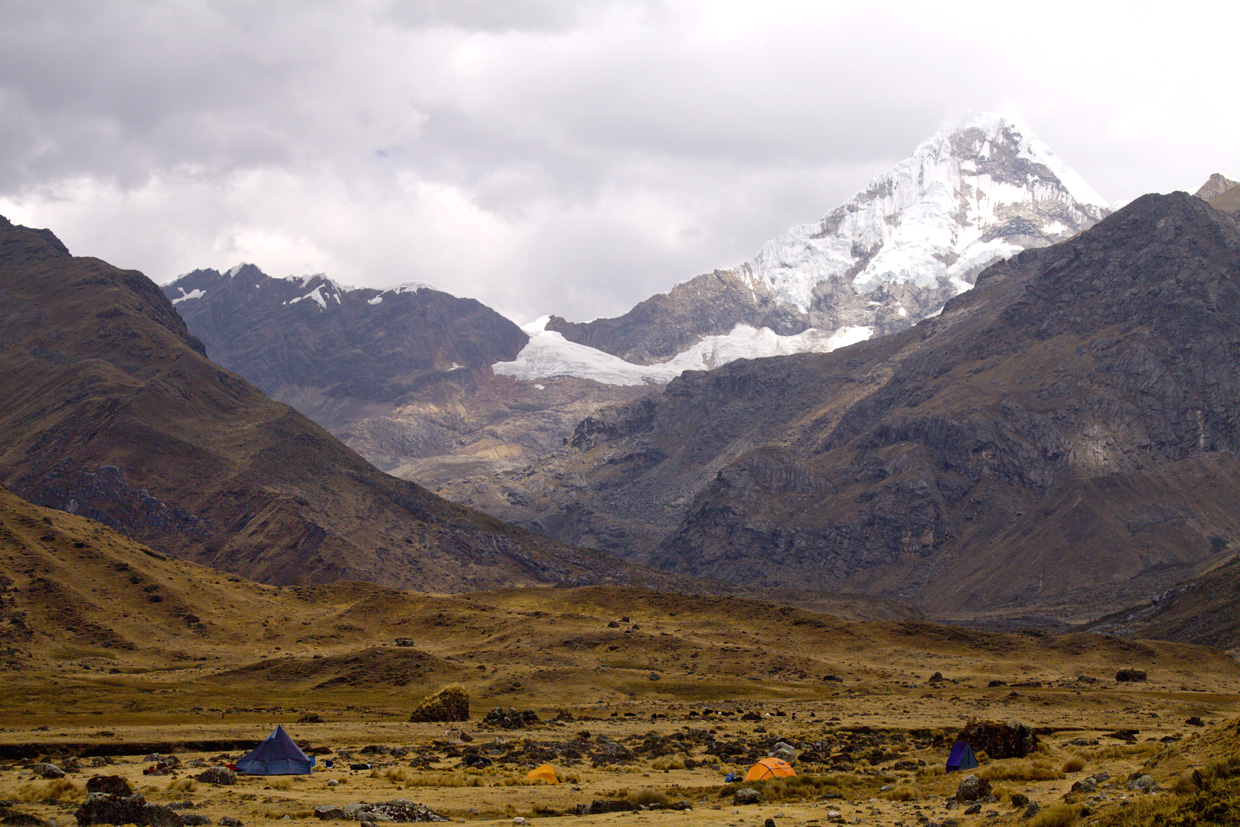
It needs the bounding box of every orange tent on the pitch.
[525,764,559,784]
[743,757,796,781]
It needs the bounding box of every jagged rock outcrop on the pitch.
[444,194,1240,622]
[1194,172,1239,201]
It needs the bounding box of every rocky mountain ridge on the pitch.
[440,193,1240,624]
[164,265,529,429]
[0,215,664,593]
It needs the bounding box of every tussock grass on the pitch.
[1026,804,1079,827]
[1061,757,1086,773]
[717,772,874,803]
[380,769,482,788]
[628,789,669,806]
[1078,742,1161,761]
[978,758,1064,783]
[166,779,198,792]
[651,754,689,771]
[883,784,918,801]
[10,779,83,803]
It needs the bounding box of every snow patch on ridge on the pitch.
[171,288,205,305]
[493,317,872,386]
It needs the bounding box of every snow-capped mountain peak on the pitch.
[743,112,1108,310]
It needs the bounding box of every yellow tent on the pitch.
[743,757,795,781]
[525,764,559,784]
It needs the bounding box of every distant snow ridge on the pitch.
[494,318,871,386]
[743,112,1109,310]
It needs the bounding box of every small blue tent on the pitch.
[946,741,978,773]
[236,726,314,775]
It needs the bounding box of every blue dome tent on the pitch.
[236,725,315,775]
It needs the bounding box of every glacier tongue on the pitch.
[493,318,871,386]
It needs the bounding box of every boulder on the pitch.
[31,763,64,779]
[409,687,469,724]
[1128,774,1156,792]
[195,767,236,786]
[954,774,992,802]
[956,721,1039,759]
[314,807,346,821]
[75,793,184,827]
[0,805,47,827]
[85,777,132,797]
[219,819,242,827]
[460,754,491,769]
[733,788,765,806]
[1115,669,1147,682]
[1070,777,1097,794]
[770,742,796,761]
[181,817,211,826]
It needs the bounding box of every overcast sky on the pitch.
[1,1,1236,323]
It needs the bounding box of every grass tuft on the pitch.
[1026,804,1079,827]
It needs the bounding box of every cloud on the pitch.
[2,1,1239,323]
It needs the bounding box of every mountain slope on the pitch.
[1086,555,1240,657]
[542,113,1108,368]
[0,215,659,592]
[442,193,1240,623]
[164,266,528,429]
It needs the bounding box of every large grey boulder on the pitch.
[954,774,992,802]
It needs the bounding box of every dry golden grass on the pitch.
[1061,756,1086,773]
[1027,804,1080,827]
[978,757,1064,782]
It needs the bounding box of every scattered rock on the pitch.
[964,804,981,815]
[575,801,635,816]
[1009,794,1029,808]
[732,788,765,806]
[219,819,242,827]
[31,764,64,780]
[461,754,491,769]
[1116,669,1147,682]
[75,793,184,827]
[648,672,660,681]
[409,687,469,724]
[181,816,211,826]
[195,768,236,786]
[1071,777,1097,794]
[338,802,446,823]
[481,708,538,729]
[955,775,991,803]
[298,714,324,724]
[1185,716,1205,726]
[1022,803,1041,820]
[1128,775,1156,792]
[85,778,131,797]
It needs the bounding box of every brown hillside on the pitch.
[0,216,659,592]
[442,194,1240,624]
